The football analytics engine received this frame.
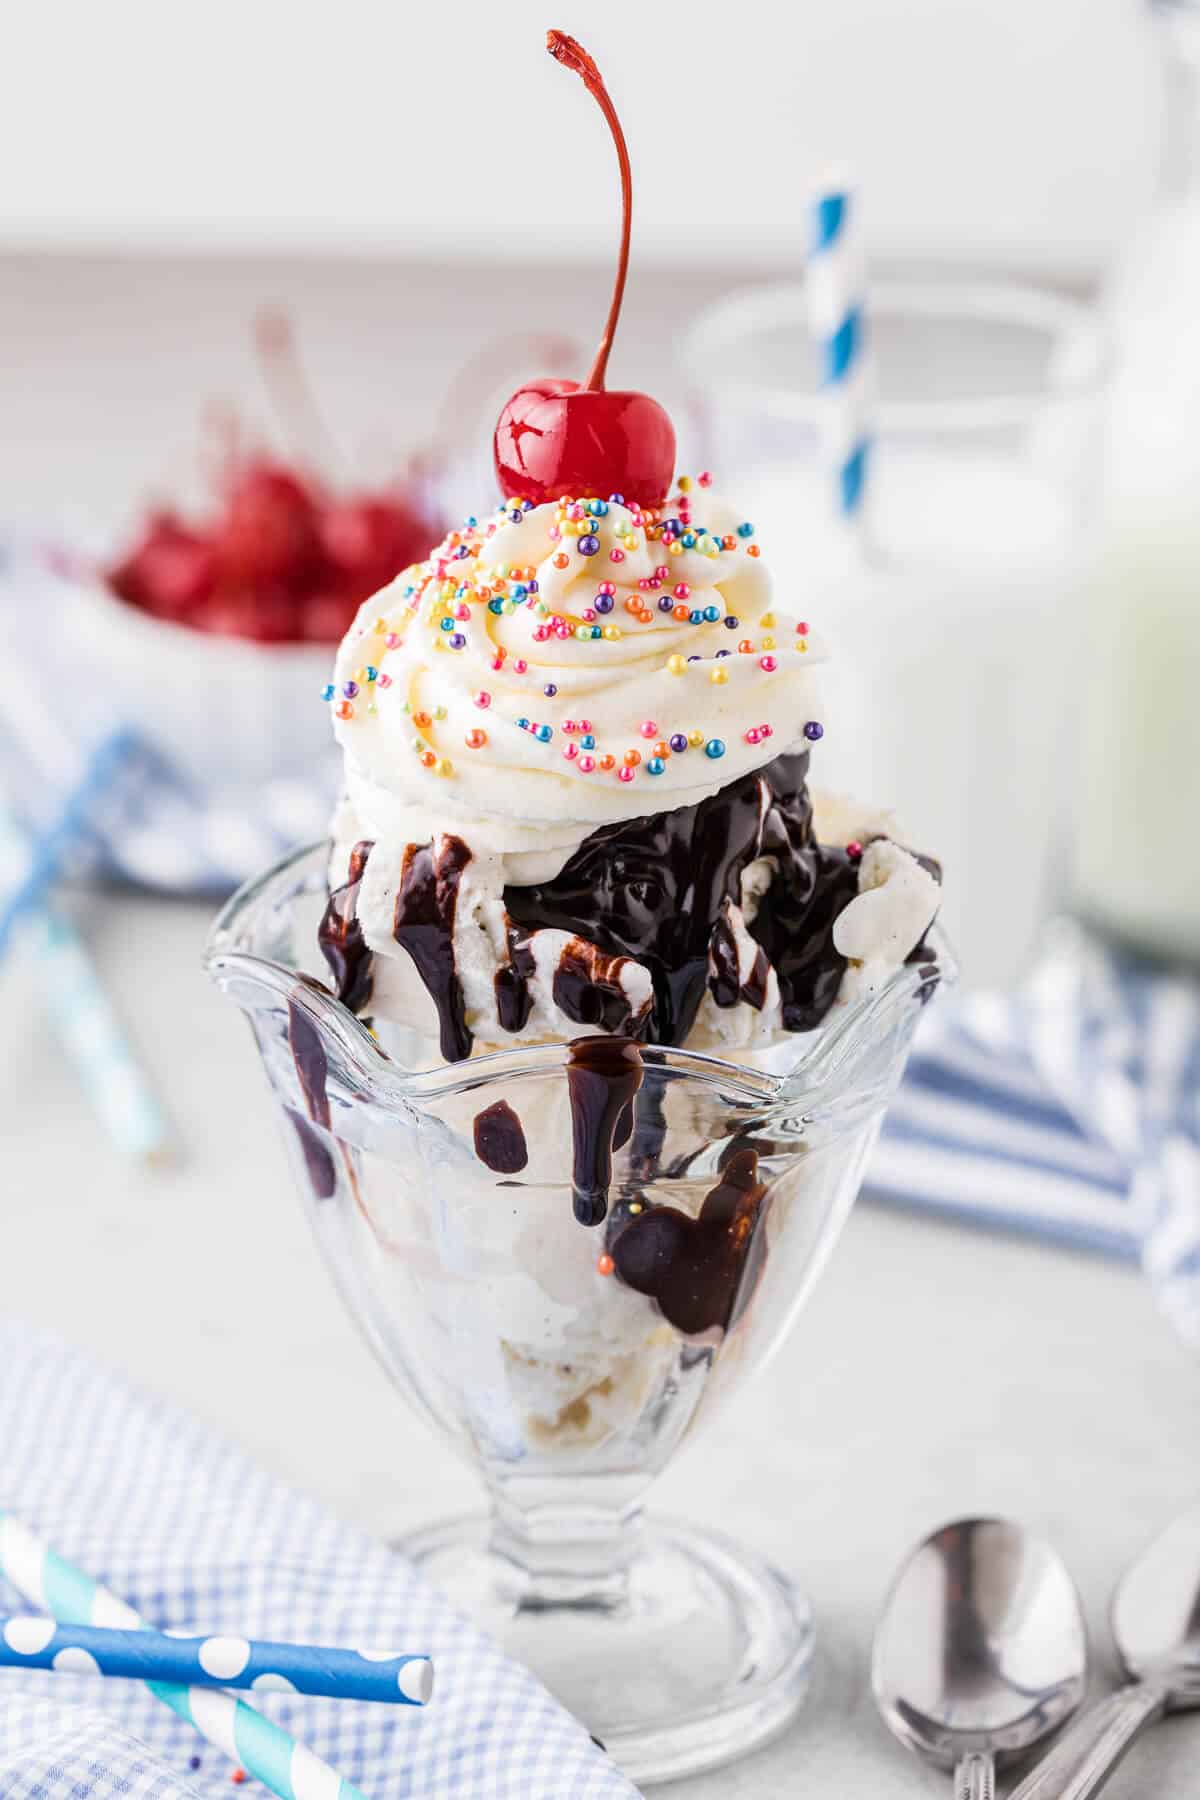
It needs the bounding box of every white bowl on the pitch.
[60,567,338,791]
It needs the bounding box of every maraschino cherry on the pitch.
[493,31,676,511]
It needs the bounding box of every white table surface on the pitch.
[3,252,1199,1798]
[3,890,1198,1799]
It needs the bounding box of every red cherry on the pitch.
[218,460,320,586]
[195,587,301,644]
[108,512,217,618]
[300,591,359,643]
[493,33,675,509]
[320,495,430,591]
[495,379,674,512]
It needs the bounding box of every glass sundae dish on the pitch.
[207,30,950,1786]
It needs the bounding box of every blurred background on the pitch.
[0,0,1163,270]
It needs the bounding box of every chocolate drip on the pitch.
[473,1099,529,1174]
[708,905,771,1012]
[741,945,771,1012]
[554,938,639,1034]
[393,835,473,1063]
[628,1083,668,1181]
[609,1147,769,1335]
[287,996,336,1199]
[494,919,536,1035]
[318,839,375,1013]
[504,750,858,1046]
[565,1035,644,1225]
[708,909,741,1008]
[758,840,860,1034]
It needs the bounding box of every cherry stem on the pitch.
[548,31,632,394]
[253,307,337,479]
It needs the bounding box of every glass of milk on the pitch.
[1072,0,1200,963]
[680,277,1107,988]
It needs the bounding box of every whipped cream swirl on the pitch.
[328,478,825,884]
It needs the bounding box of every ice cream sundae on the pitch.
[210,32,949,1773]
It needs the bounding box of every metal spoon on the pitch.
[873,1517,1088,1800]
[1008,1505,1200,1800]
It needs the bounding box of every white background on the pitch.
[1,0,1164,279]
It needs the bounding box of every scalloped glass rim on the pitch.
[205,838,956,1116]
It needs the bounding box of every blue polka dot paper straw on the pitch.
[0,1512,374,1800]
[0,1616,432,1706]
[807,173,875,536]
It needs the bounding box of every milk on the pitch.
[1070,9,1200,964]
[1071,329,1200,961]
[746,453,1082,989]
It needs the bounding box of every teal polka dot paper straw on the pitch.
[807,172,875,534]
[0,1615,432,1705]
[0,1512,375,1800]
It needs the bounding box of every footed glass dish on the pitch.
[206,842,950,1786]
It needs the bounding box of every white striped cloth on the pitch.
[870,919,1200,1346]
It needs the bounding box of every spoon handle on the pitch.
[953,1751,995,1800]
[1006,1683,1166,1800]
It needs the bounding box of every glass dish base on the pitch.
[405,1512,813,1787]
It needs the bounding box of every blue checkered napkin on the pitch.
[0,1696,200,1799]
[870,920,1200,1345]
[0,1326,637,1800]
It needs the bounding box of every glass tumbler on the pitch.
[681,277,1107,990]
[206,843,951,1786]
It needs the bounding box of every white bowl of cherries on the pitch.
[61,453,443,793]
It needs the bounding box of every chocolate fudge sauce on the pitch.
[287,995,336,1200]
[494,922,536,1035]
[504,750,859,1047]
[473,1099,529,1174]
[392,835,474,1063]
[608,1147,769,1335]
[553,938,643,1035]
[317,839,374,1013]
[565,1034,644,1225]
[336,750,886,1065]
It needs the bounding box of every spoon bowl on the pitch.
[1112,1504,1200,1699]
[874,1517,1088,1793]
[1008,1504,1200,1800]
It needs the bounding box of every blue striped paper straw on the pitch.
[0,1513,372,1800]
[0,727,141,958]
[0,804,169,1161]
[807,175,874,526]
[0,1615,432,1705]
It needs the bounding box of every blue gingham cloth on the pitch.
[0,1696,200,1800]
[870,919,1200,1346]
[0,1326,636,1800]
